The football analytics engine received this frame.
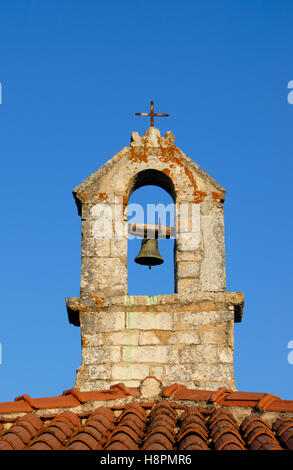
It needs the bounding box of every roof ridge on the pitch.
[0,380,293,416]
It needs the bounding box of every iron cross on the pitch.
[135,101,169,127]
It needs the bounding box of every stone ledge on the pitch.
[66,291,244,326]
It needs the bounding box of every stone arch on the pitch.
[128,168,176,203]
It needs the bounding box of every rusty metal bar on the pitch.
[135,100,169,127]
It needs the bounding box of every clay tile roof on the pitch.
[240,416,282,450]
[27,412,80,451]
[0,399,33,414]
[1,379,293,451]
[14,393,81,410]
[0,413,43,450]
[209,409,246,450]
[272,418,293,450]
[110,383,141,397]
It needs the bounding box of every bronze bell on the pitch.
[134,239,164,269]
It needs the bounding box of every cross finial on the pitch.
[135,101,169,127]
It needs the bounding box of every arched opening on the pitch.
[127,170,176,296]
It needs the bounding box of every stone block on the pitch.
[177,232,200,251]
[179,344,218,364]
[176,250,201,262]
[177,278,200,293]
[174,310,232,330]
[80,257,127,295]
[192,363,234,382]
[204,380,236,391]
[96,311,125,332]
[139,331,161,345]
[104,330,139,346]
[199,323,228,345]
[94,239,111,257]
[126,311,173,330]
[218,347,234,363]
[151,366,165,381]
[77,380,112,391]
[172,331,201,345]
[165,364,194,382]
[82,364,110,380]
[91,204,114,240]
[82,334,104,347]
[82,346,121,364]
[111,363,150,380]
[81,236,95,257]
[177,261,200,279]
[110,379,141,388]
[110,239,127,257]
[139,330,200,346]
[122,345,178,363]
[79,312,99,335]
[92,258,128,290]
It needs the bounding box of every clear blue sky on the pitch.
[0,0,293,401]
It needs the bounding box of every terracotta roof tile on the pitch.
[110,383,141,397]
[161,383,182,397]
[177,408,209,450]
[209,409,246,450]
[62,387,127,403]
[141,402,176,451]
[67,437,103,451]
[208,387,234,403]
[273,417,293,450]
[117,406,147,424]
[264,399,293,413]
[241,416,282,450]
[14,394,80,410]
[162,384,212,401]
[28,412,80,450]
[66,407,115,450]
[103,404,147,451]
[0,399,33,414]
[0,413,43,450]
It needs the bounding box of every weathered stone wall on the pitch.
[67,292,243,391]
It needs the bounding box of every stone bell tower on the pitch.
[66,105,244,391]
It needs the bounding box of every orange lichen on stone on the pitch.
[162,168,171,177]
[95,193,108,201]
[90,295,105,312]
[183,165,207,204]
[159,146,178,163]
[128,147,148,163]
[159,148,207,203]
[212,191,224,202]
[82,336,90,346]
